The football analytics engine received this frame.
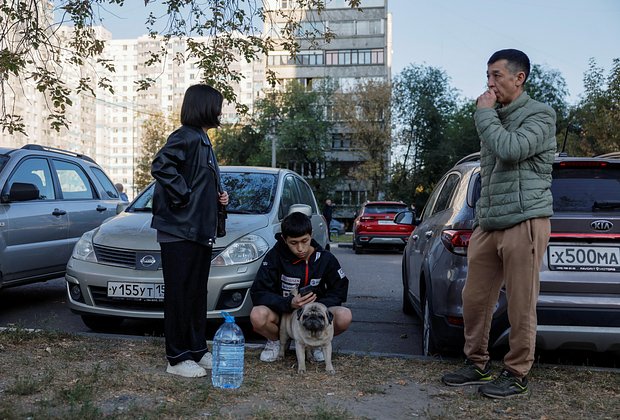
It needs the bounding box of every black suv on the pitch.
[0,144,122,289]
[397,152,620,356]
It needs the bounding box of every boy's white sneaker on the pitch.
[260,340,281,362]
[311,348,325,362]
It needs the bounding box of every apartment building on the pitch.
[264,0,392,220]
[1,24,260,199]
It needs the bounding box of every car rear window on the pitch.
[0,155,8,173]
[552,164,620,212]
[364,204,407,214]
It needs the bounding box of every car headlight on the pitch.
[212,234,270,266]
[72,230,98,262]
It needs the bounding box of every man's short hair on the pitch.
[488,49,530,82]
[282,212,313,238]
[180,84,224,128]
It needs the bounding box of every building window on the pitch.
[335,189,367,207]
[325,49,384,66]
[331,133,352,150]
[267,52,324,66]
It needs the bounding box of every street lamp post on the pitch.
[270,119,276,168]
[271,132,276,168]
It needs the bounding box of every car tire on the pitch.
[422,294,438,356]
[81,315,124,331]
[401,258,415,315]
[354,245,363,254]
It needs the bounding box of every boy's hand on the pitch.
[291,292,316,309]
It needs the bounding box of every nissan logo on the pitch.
[591,220,613,231]
[140,255,157,267]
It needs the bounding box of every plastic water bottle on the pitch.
[211,311,245,389]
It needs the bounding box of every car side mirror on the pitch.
[394,210,415,225]
[116,202,129,214]
[7,182,40,202]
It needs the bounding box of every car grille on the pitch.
[94,245,137,268]
[93,244,224,269]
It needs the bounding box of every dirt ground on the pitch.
[0,330,618,419]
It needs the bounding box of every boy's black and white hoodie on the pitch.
[250,233,349,314]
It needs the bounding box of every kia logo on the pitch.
[591,220,613,231]
[140,255,157,267]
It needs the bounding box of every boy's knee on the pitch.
[330,306,352,333]
[250,305,270,328]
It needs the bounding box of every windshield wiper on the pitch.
[131,207,152,212]
[593,201,620,210]
[227,209,258,214]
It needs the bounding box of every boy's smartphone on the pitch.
[298,285,314,296]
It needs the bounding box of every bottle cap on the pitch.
[221,311,235,323]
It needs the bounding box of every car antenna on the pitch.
[559,121,571,156]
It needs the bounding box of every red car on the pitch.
[352,201,414,254]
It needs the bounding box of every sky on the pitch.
[93,0,620,105]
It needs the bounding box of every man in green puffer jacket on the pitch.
[442,49,556,399]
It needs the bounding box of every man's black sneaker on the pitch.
[479,369,528,399]
[441,359,493,386]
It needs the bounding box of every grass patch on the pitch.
[0,330,618,419]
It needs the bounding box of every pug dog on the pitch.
[278,301,335,374]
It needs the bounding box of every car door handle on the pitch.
[96,205,107,212]
[52,208,66,216]
[425,230,433,238]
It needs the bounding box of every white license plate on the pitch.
[378,220,395,225]
[107,282,165,300]
[548,245,620,272]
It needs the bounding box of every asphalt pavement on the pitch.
[0,244,424,359]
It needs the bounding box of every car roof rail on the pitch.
[21,144,96,163]
[454,152,481,166]
[595,151,620,160]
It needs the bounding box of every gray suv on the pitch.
[396,152,620,356]
[0,144,121,289]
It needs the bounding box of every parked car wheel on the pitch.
[81,315,124,331]
[423,294,438,356]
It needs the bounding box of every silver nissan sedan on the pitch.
[65,166,329,331]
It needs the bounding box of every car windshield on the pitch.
[552,165,620,212]
[364,204,407,214]
[223,172,277,214]
[128,172,278,214]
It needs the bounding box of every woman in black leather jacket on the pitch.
[151,84,229,378]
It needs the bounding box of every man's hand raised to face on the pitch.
[477,89,497,109]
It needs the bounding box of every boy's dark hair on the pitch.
[488,49,530,82]
[281,212,313,238]
[180,84,224,128]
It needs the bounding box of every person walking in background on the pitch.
[441,49,556,398]
[115,183,128,201]
[250,211,352,363]
[151,84,229,378]
[322,198,334,240]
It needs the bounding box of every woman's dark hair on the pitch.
[487,49,530,82]
[180,84,224,128]
[281,212,313,238]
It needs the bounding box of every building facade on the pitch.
[2,0,390,210]
[264,0,392,220]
